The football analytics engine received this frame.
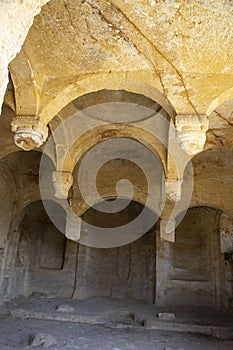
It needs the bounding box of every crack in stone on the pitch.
[85,1,130,41]
[63,0,167,96]
[63,0,77,31]
[214,111,233,127]
[63,0,201,117]
[129,41,167,95]
[109,0,200,117]
[84,0,165,85]
[101,0,167,95]
[21,48,41,115]
[84,17,99,43]
[81,1,149,63]
[209,129,224,146]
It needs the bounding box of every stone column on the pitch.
[52,171,81,242]
[160,217,176,243]
[0,1,50,114]
[65,210,81,242]
[155,224,172,306]
[52,171,73,199]
[165,178,183,202]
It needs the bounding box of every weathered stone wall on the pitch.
[8,0,233,122]
[4,201,76,298]
[72,145,164,216]
[0,0,50,113]
[74,201,157,302]
[2,201,231,308]
[0,148,56,300]
[165,207,229,307]
[3,200,158,302]
[190,148,233,211]
[0,163,16,301]
[0,0,232,310]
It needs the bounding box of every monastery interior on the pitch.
[0,0,233,319]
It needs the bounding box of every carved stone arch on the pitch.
[39,77,176,126]
[9,49,41,116]
[207,88,233,117]
[0,0,51,114]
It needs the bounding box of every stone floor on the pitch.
[0,297,233,349]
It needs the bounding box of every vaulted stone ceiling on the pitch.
[1,1,233,315]
[5,0,233,122]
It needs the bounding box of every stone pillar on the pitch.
[160,217,175,243]
[0,0,50,114]
[175,114,209,156]
[155,225,171,306]
[52,171,73,199]
[65,210,81,242]
[165,178,183,202]
[11,115,48,150]
[52,171,82,243]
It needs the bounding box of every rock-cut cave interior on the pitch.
[0,1,233,349]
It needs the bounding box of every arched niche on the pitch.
[166,206,228,308]
[73,199,158,303]
[190,148,233,212]
[41,80,176,126]
[46,89,173,178]
[71,136,165,217]
[1,150,56,210]
[207,88,233,117]
[56,89,167,123]
[4,200,70,298]
[205,98,233,150]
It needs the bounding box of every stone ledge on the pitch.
[3,307,232,340]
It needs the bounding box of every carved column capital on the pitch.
[165,178,183,202]
[52,171,73,199]
[11,115,48,151]
[175,114,209,156]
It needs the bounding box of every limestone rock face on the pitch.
[0,0,233,314]
[0,0,50,113]
[4,0,233,123]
